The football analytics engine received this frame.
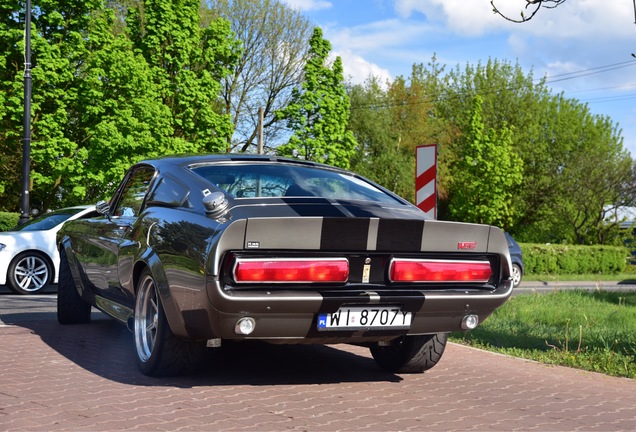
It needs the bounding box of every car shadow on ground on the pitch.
[13,318,404,388]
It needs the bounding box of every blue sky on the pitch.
[281,0,636,155]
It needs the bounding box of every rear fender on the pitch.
[138,249,210,340]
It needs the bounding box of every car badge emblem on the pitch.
[458,241,477,250]
[246,241,260,249]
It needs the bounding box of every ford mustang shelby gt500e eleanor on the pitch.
[57,154,514,376]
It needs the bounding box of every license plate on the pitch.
[317,306,412,331]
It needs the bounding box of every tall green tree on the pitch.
[276,27,356,169]
[447,95,523,227]
[127,0,240,150]
[0,0,107,211]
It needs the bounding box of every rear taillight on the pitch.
[234,258,349,283]
[389,259,492,283]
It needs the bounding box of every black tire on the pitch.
[57,248,92,324]
[370,333,448,373]
[134,269,205,376]
[7,251,52,294]
[511,264,522,288]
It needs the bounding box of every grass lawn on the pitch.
[450,289,636,378]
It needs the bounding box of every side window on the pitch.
[113,167,155,217]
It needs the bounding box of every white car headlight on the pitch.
[0,243,6,252]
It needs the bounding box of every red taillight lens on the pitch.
[234,259,349,283]
[390,259,492,283]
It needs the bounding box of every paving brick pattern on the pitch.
[1,318,635,431]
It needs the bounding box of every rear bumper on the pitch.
[181,280,514,342]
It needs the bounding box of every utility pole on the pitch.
[257,107,264,155]
[19,0,32,225]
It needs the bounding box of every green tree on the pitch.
[348,76,412,198]
[437,58,632,243]
[0,0,240,211]
[536,101,635,244]
[0,0,107,211]
[447,95,523,226]
[127,0,240,150]
[348,59,457,203]
[275,27,356,169]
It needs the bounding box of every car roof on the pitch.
[138,154,351,174]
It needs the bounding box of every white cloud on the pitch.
[321,18,437,83]
[394,0,508,36]
[332,50,393,85]
[279,0,332,12]
[323,18,435,64]
[394,0,634,40]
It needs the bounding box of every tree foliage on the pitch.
[447,95,523,226]
[347,76,413,200]
[348,57,634,245]
[348,60,457,203]
[0,0,239,212]
[1,1,634,248]
[276,27,356,169]
[205,0,312,153]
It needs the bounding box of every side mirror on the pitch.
[96,200,110,215]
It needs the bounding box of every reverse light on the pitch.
[234,258,349,283]
[389,259,492,283]
[235,317,256,335]
[462,314,479,330]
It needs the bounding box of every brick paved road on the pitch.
[1,297,636,431]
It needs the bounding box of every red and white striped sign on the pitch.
[416,145,437,219]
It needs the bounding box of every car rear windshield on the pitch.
[190,163,403,204]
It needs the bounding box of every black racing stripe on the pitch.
[376,219,424,251]
[281,198,347,217]
[320,217,369,250]
[342,203,381,217]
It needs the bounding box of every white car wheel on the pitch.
[7,252,52,294]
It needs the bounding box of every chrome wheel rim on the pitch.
[134,275,159,362]
[512,265,522,287]
[14,255,49,292]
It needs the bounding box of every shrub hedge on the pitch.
[0,212,20,232]
[520,243,630,275]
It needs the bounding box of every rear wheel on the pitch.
[370,333,447,373]
[134,269,205,376]
[57,248,91,324]
[7,252,52,294]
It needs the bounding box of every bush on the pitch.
[0,212,20,232]
[521,243,629,275]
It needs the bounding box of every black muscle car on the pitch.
[57,154,514,376]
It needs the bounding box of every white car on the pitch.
[0,206,97,294]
